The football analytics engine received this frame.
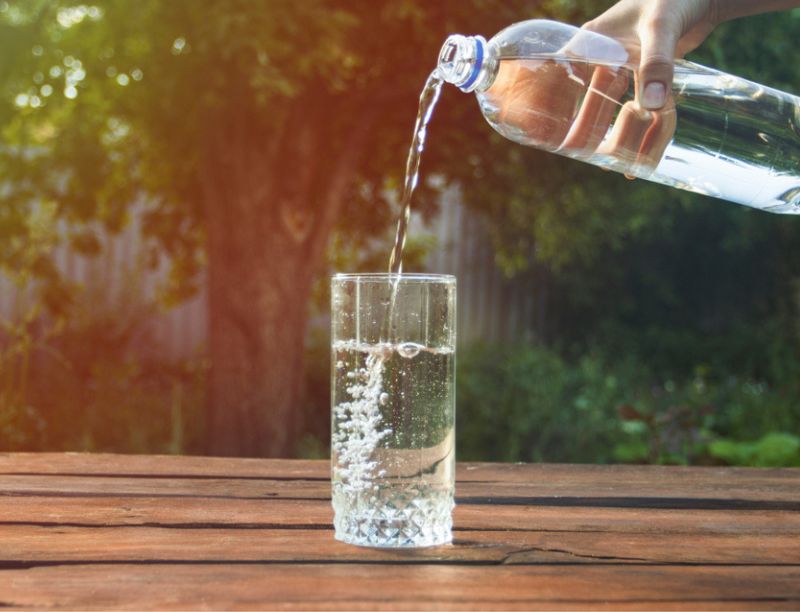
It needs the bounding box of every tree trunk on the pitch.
[205,213,312,457]
[200,93,378,457]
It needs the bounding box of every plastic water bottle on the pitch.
[437,19,800,213]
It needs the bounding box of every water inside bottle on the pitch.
[478,56,800,212]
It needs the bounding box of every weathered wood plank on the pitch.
[1,495,798,535]
[1,454,798,610]
[3,454,798,493]
[0,473,329,500]
[2,524,798,565]
[3,472,799,506]
[0,564,798,610]
[458,462,800,488]
[0,452,328,479]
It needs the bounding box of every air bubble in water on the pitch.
[379,392,389,405]
[397,342,423,359]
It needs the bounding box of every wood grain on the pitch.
[1,564,799,611]
[2,495,799,535]
[2,524,798,565]
[0,453,798,610]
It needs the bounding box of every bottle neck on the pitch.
[437,34,495,92]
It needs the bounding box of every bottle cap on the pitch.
[437,34,489,92]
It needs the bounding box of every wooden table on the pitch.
[0,453,798,610]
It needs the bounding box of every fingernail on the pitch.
[642,82,666,109]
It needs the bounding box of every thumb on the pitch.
[637,26,678,110]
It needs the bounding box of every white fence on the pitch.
[425,187,540,346]
[0,189,541,358]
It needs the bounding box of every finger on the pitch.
[637,17,679,110]
[561,65,630,154]
[636,93,677,170]
[596,100,653,175]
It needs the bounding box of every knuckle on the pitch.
[641,53,674,71]
[642,12,673,35]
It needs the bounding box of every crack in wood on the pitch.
[0,472,329,482]
[6,491,799,511]
[457,496,800,511]
[0,521,333,530]
[0,521,608,534]
[2,560,799,571]
[499,545,648,564]
[0,491,325,502]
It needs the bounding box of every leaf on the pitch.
[753,432,800,467]
[708,439,753,465]
[613,440,649,463]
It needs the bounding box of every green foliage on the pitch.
[0,0,602,302]
[457,342,800,467]
[709,433,800,467]
[457,343,625,463]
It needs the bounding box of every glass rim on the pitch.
[332,272,456,283]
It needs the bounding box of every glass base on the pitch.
[332,484,454,548]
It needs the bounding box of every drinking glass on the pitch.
[331,273,456,547]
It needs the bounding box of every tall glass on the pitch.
[331,273,456,547]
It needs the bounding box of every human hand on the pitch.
[582,0,718,110]
[485,1,799,177]
[485,55,669,177]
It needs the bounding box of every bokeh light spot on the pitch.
[56,5,102,28]
[172,37,186,55]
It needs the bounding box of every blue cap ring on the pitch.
[460,38,484,91]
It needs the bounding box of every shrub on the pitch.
[456,342,800,466]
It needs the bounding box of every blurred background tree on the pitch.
[1,0,799,462]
